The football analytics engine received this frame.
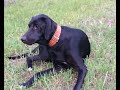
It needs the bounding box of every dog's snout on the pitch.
[21,36,27,42]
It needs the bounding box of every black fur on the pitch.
[20,14,91,90]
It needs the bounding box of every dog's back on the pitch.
[61,26,91,59]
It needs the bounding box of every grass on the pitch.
[4,0,116,90]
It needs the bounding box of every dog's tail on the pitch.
[7,46,39,60]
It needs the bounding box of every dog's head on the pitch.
[21,14,57,45]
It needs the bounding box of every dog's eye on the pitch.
[34,26,37,30]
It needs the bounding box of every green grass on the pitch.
[4,0,116,90]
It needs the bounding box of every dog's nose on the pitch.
[21,36,27,42]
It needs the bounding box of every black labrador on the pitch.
[20,14,91,90]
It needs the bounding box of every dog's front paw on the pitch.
[27,67,33,71]
[19,83,26,89]
[19,82,32,88]
[19,84,24,89]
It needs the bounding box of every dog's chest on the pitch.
[49,49,65,62]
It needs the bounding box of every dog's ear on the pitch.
[42,17,52,40]
[39,14,57,40]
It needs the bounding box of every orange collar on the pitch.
[48,25,61,47]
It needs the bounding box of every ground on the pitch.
[4,0,116,90]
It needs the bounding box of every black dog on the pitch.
[20,14,91,90]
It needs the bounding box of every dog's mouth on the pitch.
[22,41,33,45]
[21,36,38,45]
[21,39,37,45]
[21,35,45,45]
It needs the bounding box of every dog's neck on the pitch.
[48,25,61,47]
